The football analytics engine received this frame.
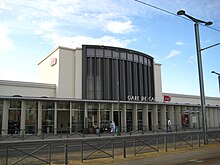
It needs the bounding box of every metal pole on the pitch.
[218,75,220,94]
[117,80,121,135]
[194,22,208,145]
[117,63,121,135]
[64,144,68,165]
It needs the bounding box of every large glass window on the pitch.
[126,110,132,132]
[87,103,98,129]
[57,102,70,132]
[42,101,54,133]
[8,100,21,134]
[137,104,143,130]
[100,103,110,130]
[0,100,3,134]
[72,102,84,132]
[25,101,38,134]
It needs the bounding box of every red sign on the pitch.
[164,95,171,102]
[50,57,57,67]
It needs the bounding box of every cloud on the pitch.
[39,20,58,31]
[0,27,14,50]
[43,33,132,48]
[175,41,186,45]
[189,55,196,64]
[165,50,180,59]
[106,20,136,34]
[0,67,36,82]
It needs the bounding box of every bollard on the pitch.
[156,137,159,153]
[164,136,167,152]
[81,141,84,163]
[123,140,126,158]
[112,140,115,159]
[174,134,176,150]
[64,144,68,165]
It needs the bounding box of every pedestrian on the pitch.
[110,121,115,133]
[167,118,172,132]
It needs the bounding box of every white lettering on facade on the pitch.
[127,95,154,102]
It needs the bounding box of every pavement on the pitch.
[72,143,220,165]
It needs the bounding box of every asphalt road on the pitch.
[1,130,220,165]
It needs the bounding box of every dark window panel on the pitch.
[87,48,95,57]
[96,58,103,99]
[83,45,155,101]
[87,57,95,99]
[96,49,104,57]
[126,61,133,96]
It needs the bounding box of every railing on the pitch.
[81,139,114,162]
[0,125,214,142]
[6,144,51,165]
[1,131,220,165]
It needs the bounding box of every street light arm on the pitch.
[184,13,206,24]
[201,42,220,51]
[177,10,213,25]
[211,71,220,76]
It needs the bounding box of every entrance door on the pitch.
[57,111,70,133]
[126,111,132,132]
[113,111,119,126]
[138,111,142,130]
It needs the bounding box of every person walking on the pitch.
[110,121,115,133]
[167,118,172,132]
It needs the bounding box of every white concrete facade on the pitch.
[38,47,83,99]
[0,46,220,136]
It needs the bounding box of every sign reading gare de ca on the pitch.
[127,95,154,102]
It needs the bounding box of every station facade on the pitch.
[0,45,219,135]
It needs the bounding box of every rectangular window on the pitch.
[87,57,95,99]
[72,103,84,132]
[42,101,54,134]
[25,101,38,134]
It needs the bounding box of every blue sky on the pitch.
[0,0,220,97]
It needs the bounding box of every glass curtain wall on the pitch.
[25,101,38,134]
[0,101,3,134]
[113,103,119,127]
[100,103,110,131]
[42,101,54,134]
[72,102,84,132]
[8,100,21,135]
[57,101,70,133]
[126,104,133,132]
[87,103,98,132]
[137,104,143,130]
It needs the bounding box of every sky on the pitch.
[0,0,220,97]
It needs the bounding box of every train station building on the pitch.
[0,45,219,135]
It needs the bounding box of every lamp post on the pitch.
[117,51,121,136]
[211,71,220,128]
[177,10,213,145]
[211,71,220,94]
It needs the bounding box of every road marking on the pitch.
[189,159,204,163]
[197,160,204,163]
[189,159,197,162]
